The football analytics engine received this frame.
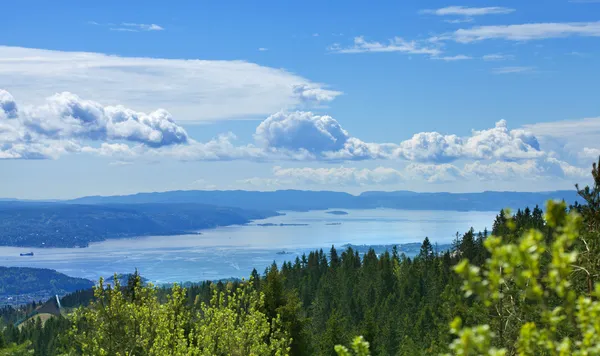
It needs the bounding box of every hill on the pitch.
[0,267,94,306]
[0,202,277,248]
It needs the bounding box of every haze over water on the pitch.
[0,209,497,284]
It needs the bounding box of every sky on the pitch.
[1,0,600,199]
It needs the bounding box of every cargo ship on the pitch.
[20,252,34,257]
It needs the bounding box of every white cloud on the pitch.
[0,131,81,160]
[292,84,342,104]
[445,21,600,43]
[2,85,594,188]
[395,132,463,163]
[464,120,542,160]
[432,55,472,61]
[271,166,404,186]
[240,157,587,188]
[253,111,388,161]
[7,90,189,147]
[0,46,341,122]
[0,89,192,160]
[523,117,600,163]
[90,21,164,32]
[82,143,139,158]
[158,134,266,162]
[492,66,534,74]
[394,120,542,163]
[0,89,18,118]
[420,6,515,16]
[482,54,515,61]
[403,163,464,183]
[464,158,587,180]
[581,147,600,159]
[255,111,350,153]
[329,36,442,56]
[524,116,600,139]
[258,47,268,51]
[120,23,164,31]
[445,18,475,24]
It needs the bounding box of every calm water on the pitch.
[0,209,497,284]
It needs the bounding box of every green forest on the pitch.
[1,158,600,355]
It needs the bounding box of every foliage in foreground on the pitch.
[69,275,290,355]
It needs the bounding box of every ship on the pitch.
[20,252,34,257]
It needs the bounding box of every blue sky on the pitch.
[1,0,600,198]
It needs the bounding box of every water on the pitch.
[0,209,497,284]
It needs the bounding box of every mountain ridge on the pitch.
[63,189,580,212]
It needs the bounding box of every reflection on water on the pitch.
[0,209,497,284]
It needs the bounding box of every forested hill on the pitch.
[65,189,580,212]
[0,202,277,248]
[0,267,93,306]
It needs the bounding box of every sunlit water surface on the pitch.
[0,209,497,284]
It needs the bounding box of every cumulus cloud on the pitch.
[255,111,350,153]
[1,87,593,189]
[292,84,342,104]
[0,89,18,119]
[253,111,389,161]
[0,89,191,160]
[0,46,341,122]
[10,90,189,147]
[395,132,463,163]
[394,120,542,163]
[464,120,542,160]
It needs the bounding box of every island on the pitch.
[256,223,309,227]
[326,210,349,215]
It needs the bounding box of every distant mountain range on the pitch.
[0,189,581,249]
[66,189,581,212]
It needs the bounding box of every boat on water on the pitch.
[20,252,34,257]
